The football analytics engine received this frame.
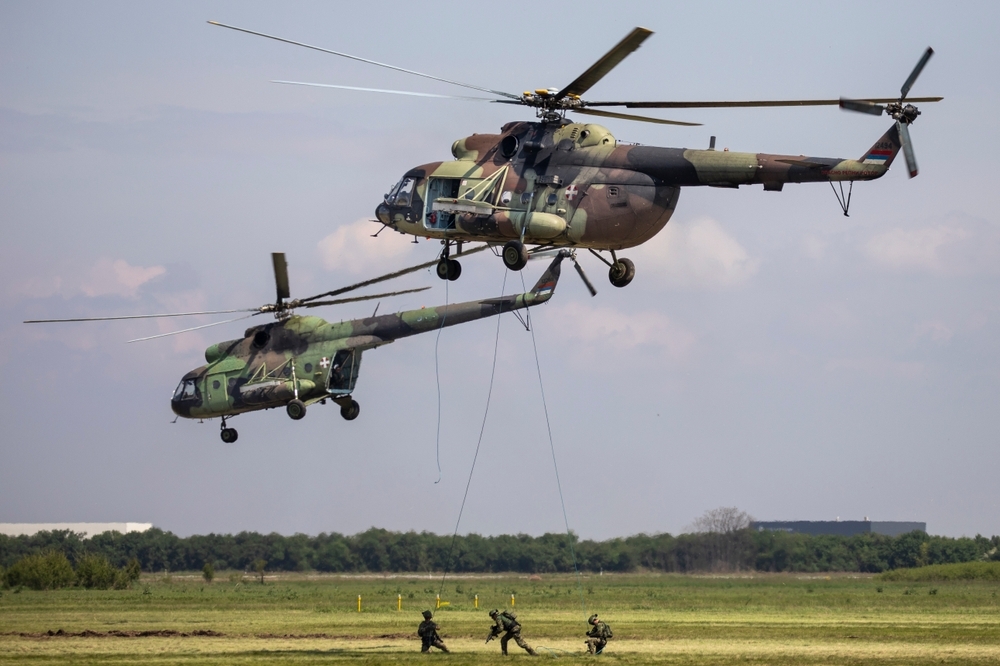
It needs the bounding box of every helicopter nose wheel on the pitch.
[340,399,360,421]
[609,257,635,288]
[436,258,462,281]
[502,240,529,271]
[286,399,307,420]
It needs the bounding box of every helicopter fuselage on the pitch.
[375,120,894,251]
[169,259,560,422]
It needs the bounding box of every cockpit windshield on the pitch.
[172,378,198,401]
[384,176,415,207]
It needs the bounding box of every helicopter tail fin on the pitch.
[859,124,902,169]
[527,251,567,303]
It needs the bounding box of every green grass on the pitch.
[1,571,999,664]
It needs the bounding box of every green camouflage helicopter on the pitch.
[26,249,579,442]
[210,22,941,288]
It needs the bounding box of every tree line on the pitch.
[2,527,998,578]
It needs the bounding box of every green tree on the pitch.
[253,559,267,584]
[76,554,117,589]
[202,562,215,583]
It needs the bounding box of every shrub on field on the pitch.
[5,551,75,590]
[880,561,1000,582]
[76,554,118,589]
[202,562,215,583]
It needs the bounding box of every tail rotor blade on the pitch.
[840,98,885,116]
[897,120,919,178]
[572,258,598,297]
[900,47,934,101]
[272,253,290,303]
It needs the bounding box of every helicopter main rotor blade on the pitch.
[298,243,489,304]
[208,21,520,100]
[839,98,886,116]
[585,97,943,109]
[300,286,431,309]
[24,308,257,323]
[272,81,499,101]
[901,47,934,101]
[127,313,258,343]
[897,120,919,178]
[573,107,701,126]
[272,252,290,304]
[556,27,653,100]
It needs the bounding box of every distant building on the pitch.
[751,520,926,537]
[0,523,153,538]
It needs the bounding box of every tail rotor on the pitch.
[840,47,935,178]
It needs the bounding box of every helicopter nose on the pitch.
[375,203,390,225]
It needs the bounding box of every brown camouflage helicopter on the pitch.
[26,249,577,442]
[210,22,941,288]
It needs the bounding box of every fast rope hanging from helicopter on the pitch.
[433,265,589,620]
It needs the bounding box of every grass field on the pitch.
[2,572,998,664]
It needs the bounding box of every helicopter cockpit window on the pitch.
[172,378,198,401]
[385,177,415,207]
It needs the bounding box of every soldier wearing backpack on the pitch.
[585,613,613,654]
[486,609,537,656]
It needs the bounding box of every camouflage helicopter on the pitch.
[210,22,941,289]
[26,249,578,442]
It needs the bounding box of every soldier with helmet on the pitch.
[486,608,537,656]
[585,613,613,654]
[417,609,449,653]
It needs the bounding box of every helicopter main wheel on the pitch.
[502,240,529,271]
[340,399,360,421]
[609,257,635,288]
[286,399,307,420]
[437,258,462,281]
[220,428,238,443]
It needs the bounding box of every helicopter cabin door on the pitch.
[424,178,461,230]
[205,373,230,413]
[326,349,363,395]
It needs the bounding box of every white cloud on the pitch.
[864,226,968,273]
[5,257,165,301]
[317,218,419,275]
[547,301,696,362]
[632,216,759,289]
[914,320,954,345]
[863,216,1000,275]
[80,258,166,298]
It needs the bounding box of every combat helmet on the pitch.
[588,613,599,624]
[488,608,499,617]
[422,609,433,619]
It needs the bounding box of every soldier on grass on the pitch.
[585,613,613,654]
[417,609,449,653]
[486,608,537,656]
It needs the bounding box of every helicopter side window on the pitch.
[172,378,198,401]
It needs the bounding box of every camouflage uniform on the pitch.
[418,610,449,653]
[585,614,612,654]
[488,610,537,656]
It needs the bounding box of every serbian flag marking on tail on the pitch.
[863,149,893,165]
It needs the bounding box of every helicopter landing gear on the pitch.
[219,416,238,443]
[340,399,360,421]
[286,399,307,420]
[609,257,635,288]
[436,258,461,281]
[502,240,529,271]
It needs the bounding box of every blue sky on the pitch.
[2,1,998,539]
